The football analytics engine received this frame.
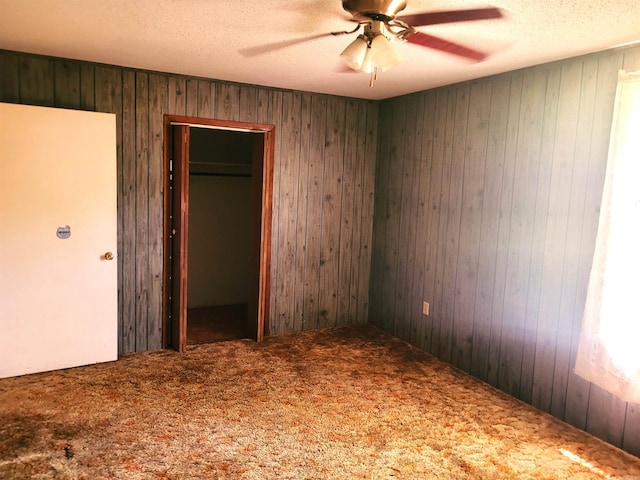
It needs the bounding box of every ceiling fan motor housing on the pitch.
[342,0,408,21]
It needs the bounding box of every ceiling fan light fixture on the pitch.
[340,35,369,70]
[340,32,403,74]
[358,46,376,74]
[369,33,403,70]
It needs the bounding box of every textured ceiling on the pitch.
[0,0,639,100]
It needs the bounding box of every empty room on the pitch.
[1,0,640,478]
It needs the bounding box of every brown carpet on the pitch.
[1,324,639,479]
[187,304,248,344]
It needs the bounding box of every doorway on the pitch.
[163,116,274,352]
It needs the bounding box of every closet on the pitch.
[186,127,256,344]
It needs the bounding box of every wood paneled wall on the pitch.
[0,50,378,353]
[4,44,639,458]
[370,44,640,457]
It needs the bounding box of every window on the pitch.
[575,70,640,404]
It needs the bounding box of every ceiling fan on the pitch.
[240,0,504,85]
[334,0,504,82]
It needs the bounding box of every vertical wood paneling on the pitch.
[394,95,419,340]
[292,93,313,332]
[518,65,561,403]
[438,84,469,364]
[430,89,456,358]
[185,79,198,117]
[215,83,241,121]
[147,74,168,350]
[0,51,19,102]
[382,97,408,334]
[624,404,640,457]
[450,80,490,372]
[498,69,538,397]
[79,64,95,110]
[469,75,510,381]
[120,70,137,352]
[336,99,358,325]
[1,50,377,358]
[18,56,54,106]
[586,386,627,446]
[318,96,346,328]
[401,93,426,343]
[412,97,431,343]
[371,44,640,458]
[54,61,80,109]
[197,80,214,118]
[134,72,150,352]
[94,66,123,351]
[347,100,368,325]
[412,91,434,348]
[369,100,393,329]
[420,90,447,352]
[401,93,433,339]
[494,70,527,394]
[168,76,186,115]
[301,94,326,330]
[273,91,301,332]
[356,101,378,325]
[484,73,521,387]
[530,59,584,413]
[238,85,258,123]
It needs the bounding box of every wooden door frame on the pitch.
[162,115,275,351]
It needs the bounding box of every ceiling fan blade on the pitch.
[397,7,503,27]
[405,31,488,61]
[239,33,334,57]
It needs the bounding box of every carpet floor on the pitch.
[1,324,639,479]
[187,304,248,344]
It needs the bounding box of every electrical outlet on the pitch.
[422,301,430,316]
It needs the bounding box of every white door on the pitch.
[0,102,118,378]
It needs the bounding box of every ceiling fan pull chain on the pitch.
[370,67,378,87]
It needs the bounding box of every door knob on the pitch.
[104,252,114,261]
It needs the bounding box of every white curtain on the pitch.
[575,70,640,404]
